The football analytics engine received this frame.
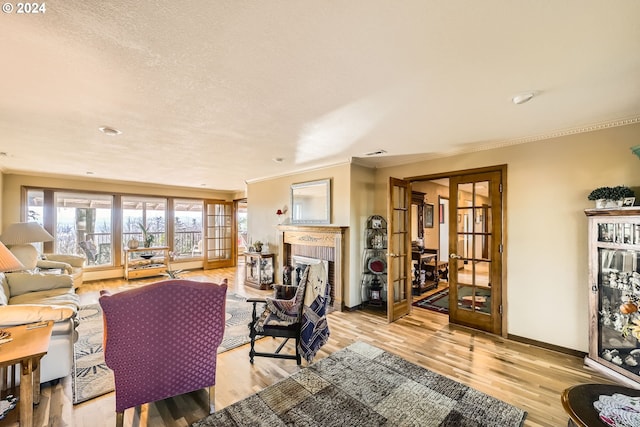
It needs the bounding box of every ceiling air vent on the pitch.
[364,149,387,156]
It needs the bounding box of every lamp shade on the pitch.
[0,241,24,272]
[0,222,54,245]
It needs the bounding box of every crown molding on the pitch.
[360,116,640,169]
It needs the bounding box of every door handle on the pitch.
[449,253,462,259]
[388,253,399,258]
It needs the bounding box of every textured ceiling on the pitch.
[1,1,639,191]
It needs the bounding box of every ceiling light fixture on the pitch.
[512,92,536,105]
[99,126,122,136]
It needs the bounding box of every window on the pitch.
[54,192,114,265]
[237,199,248,252]
[122,196,167,250]
[23,187,222,269]
[26,189,45,254]
[173,199,203,259]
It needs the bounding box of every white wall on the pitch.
[374,123,640,351]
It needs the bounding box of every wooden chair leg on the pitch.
[116,411,124,427]
[208,385,215,414]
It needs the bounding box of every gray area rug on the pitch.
[192,342,527,427]
[72,292,254,404]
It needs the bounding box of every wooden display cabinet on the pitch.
[244,252,274,289]
[124,246,170,279]
[585,208,640,386]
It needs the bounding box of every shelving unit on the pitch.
[361,215,387,308]
[244,252,274,289]
[585,208,640,386]
[124,246,170,279]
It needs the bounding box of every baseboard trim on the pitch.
[507,334,586,358]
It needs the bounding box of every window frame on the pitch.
[22,186,208,270]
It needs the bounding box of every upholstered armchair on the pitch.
[38,253,85,288]
[0,221,85,288]
[99,278,228,427]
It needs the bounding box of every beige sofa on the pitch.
[0,271,80,384]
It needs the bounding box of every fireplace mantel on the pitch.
[277,225,348,310]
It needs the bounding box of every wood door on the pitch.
[448,171,503,335]
[203,200,236,269]
[387,177,412,322]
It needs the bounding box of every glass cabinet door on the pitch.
[593,217,640,379]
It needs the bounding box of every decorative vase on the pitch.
[127,239,139,249]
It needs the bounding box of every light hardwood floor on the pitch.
[11,267,616,427]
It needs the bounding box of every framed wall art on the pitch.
[424,203,434,228]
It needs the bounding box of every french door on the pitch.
[203,200,236,269]
[387,177,412,322]
[448,170,503,335]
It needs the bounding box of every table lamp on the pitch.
[0,222,53,270]
[0,241,24,272]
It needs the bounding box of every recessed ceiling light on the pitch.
[86,171,94,175]
[512,92,536,105]
[273,157,284,163]
[99,126,122,136]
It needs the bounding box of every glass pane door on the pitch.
[387,177,412,322]
[204,200,236,269]
[449,171,503,334]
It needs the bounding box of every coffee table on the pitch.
[561,383,640,426]
[0,321,54,427]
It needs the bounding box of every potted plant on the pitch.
[138,223,155,248]
[588,186,635,208]
[253,240,263,253]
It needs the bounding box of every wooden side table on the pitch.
[0,321,54,427]
[561,383,640,427]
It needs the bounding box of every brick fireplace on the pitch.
[276,225,348,311]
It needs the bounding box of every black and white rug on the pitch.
[192,341,527,427]
[72,292,255,404]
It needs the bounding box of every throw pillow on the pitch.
[0,304,75,326]
[5,272,73,297]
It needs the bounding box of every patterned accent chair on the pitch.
[248,262,330,365]
[99,279,227,427]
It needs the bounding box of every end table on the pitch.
[562,383,640,427]
[0,321,54,427]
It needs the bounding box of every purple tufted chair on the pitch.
[99,279,227,427]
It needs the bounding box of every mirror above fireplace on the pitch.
[291,178,331,224]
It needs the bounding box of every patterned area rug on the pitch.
[72,292,255,404]
[413,288,450,314]
[193,341,527,427]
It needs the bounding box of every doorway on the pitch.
[203,200,236,269]
[438,196,449,263]
[392,165,506,336]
